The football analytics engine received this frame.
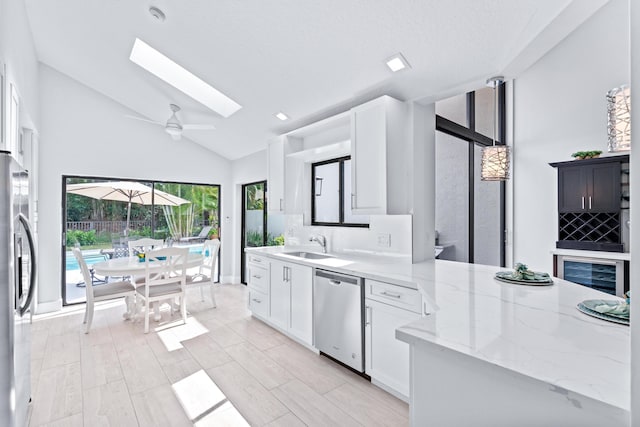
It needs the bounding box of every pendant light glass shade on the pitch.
[481,76,510,181]
[606,85,630,152]
[481,145,511,181]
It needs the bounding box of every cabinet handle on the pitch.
[329,279,342,286]
[381,290,402,299]
[282,266,286,282]
[423,301,431,316]
[581,196,585,210]
[252,258,262,263]
[351,193,356,209]
[279,198,283,211]
[365,305,372,325]
[252,297,262,303]
[589,196,592,210]
[252,275,261,279]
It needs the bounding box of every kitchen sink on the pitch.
[284,251,333,260]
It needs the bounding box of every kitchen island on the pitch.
[246,247,630,425]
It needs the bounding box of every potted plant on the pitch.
[571,150,602,160]
[208,226,220,240]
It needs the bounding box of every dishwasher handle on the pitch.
[315,269,360,285]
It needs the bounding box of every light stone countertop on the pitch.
[246,246,631,412]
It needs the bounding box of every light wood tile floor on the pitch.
[29,283,409,426]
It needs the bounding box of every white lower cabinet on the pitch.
[269,260,313,345]
[248,289,269,318]
[365,279,422,400]
[247,255,270,320]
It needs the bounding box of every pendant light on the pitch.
[481,76,510,181]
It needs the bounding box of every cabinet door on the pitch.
[267,138,285,212]
[289,263,313,345]
[269,260,290,329]
[558,166,586,212]
[248,289,269,319]
[588,163,621,212]
[365,299,419,399]
[351,99,387,214]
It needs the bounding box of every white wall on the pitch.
[0,0,40,129]
[37,65,233,311]
[231,149,267,282]
[512,0,630,272]
[629,0,638,424]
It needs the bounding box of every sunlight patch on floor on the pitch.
[156,317,209,351]
[172,369,249,425]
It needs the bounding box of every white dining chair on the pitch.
[127,237,164,285]
[127,237,164,256]
[72,248,135,334]
[185,239,220,307]
[137,247,188,333]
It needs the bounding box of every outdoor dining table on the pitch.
[93,253,203,321]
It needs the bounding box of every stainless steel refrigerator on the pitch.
[0,150,36,426]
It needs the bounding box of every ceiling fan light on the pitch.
[165,124,182,136]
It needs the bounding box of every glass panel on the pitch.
[473,144,501,266]
[313,162,340,223]
[435,93,467,128]
[267,212,285,246]
[343,160,369,225]
[243,182,265,248]
[435,132,469,262]
[563,261,616,295]
[474,86,496,140]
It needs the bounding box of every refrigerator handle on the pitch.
[18,213,36,316]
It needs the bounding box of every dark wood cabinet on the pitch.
[550,155,628,252]
[557,162,620,213]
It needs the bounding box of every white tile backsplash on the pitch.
[284,214,412,262]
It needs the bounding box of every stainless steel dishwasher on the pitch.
[314,269,364,372]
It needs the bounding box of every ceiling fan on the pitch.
[125,104,216,141]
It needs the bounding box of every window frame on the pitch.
[311,156,369,228]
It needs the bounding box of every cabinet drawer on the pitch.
[248,289,269,318]
[365,279,422,313]
[248,254,268,265]
[248,265,269,294]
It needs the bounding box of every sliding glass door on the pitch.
[62,176,220,305]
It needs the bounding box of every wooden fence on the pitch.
[66,220,152,234]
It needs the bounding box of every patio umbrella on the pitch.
[66,181,191,234]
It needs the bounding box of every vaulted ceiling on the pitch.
[24,0,608,159]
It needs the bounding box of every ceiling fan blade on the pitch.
[183,124,216,131]
[124,115,163,126]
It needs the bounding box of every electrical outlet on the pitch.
[377,233,391,247]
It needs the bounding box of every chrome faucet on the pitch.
[309,234,327,253]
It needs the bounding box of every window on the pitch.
[312,157,369,227]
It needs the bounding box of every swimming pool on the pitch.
[65,246,203,271]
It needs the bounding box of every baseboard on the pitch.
[221,275,240,284]
[370,377,410,403]
[34,298,62,314]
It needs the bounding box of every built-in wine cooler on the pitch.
[556,255,627,297]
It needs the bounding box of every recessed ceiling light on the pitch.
[129,38,242,118]
[275,112,289,121]
[385,53,411,72]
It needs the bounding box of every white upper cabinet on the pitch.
[267,137,285,213]
[350,96,408,215]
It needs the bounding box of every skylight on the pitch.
[129,38,242,118]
